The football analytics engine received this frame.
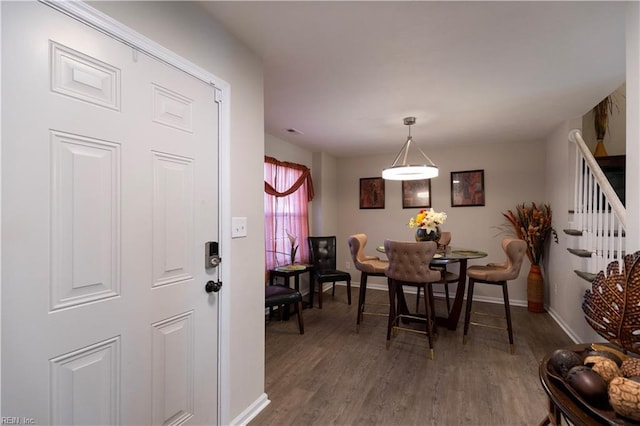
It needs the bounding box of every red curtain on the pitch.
[264,156,314,279]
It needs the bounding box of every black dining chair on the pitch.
[307,236,351,309]
[265,284,304,334]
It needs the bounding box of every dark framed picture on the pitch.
[402,179,431,209]
[451,170,485,207]
[359,177,385,209]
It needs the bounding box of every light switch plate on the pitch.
[232,217,247,238]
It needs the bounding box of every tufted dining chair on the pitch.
[462,237,527,354]
[384,239,442,359]
[347,233,389,332]
[308,236,352,309]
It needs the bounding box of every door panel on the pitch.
[1,2,219,424]
[49,337,121,425]
[151,312,194,425]
[50,130,121,310]
[152,152,195,288]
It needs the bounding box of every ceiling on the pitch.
[200,1,626,158]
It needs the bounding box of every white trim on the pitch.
[216,75,233,426]
[40,1,225,89]
[229,393,270,426]
[546,307,582,344]
[337,281,529,308]
[0,0,3,415]
[37,1,232,423]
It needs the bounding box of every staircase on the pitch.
[565,129,626,281]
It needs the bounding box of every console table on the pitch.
[269,264,314,308]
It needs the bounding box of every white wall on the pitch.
[335,139,548,305]
[88,2,266,422]
[544,119,603,343]
[265,133,313,168]
[627,3,640,254]
[311,152,339,236]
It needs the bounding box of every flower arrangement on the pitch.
[502,202,558,265]
[286,230,298,264]
[408,208,447,233]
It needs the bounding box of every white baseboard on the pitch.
[546,307,581,343]
[349,281,583,344]
[229,393,270,426]
[331,281,529,307]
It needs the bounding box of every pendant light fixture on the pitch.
[382,117,438,181]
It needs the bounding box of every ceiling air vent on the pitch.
[285,128,304,135]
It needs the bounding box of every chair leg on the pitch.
[332,282,336,297]
[281,303,291,321]
[463,278,475,344]
[357,272,368,331]
[296,300,304,335]
[502,281,514,354]
[444,283,451,313]
[415,286,421,312]
[428,284,437,334]
[386,277,396,347]
[422,284,435,360]
[347,278,352,305]
[309,276,315,309]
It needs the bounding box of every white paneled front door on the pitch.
[2,2,220,424]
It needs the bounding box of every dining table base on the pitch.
[376,245,487,331]
[394,258,469,331]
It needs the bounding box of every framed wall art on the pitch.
[402,179,431,209]
[451,170,485,207]
[359,177,385,209]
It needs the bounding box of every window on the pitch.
[264,156,314,276]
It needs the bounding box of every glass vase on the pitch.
[415,226,441,243]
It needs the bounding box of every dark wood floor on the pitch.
[252,286,574,426]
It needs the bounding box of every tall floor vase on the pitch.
[527,264,545,313]
[594,139,608,157]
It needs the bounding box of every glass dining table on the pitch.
[376,245,487,330]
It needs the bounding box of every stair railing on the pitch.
[569,129,626,275]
